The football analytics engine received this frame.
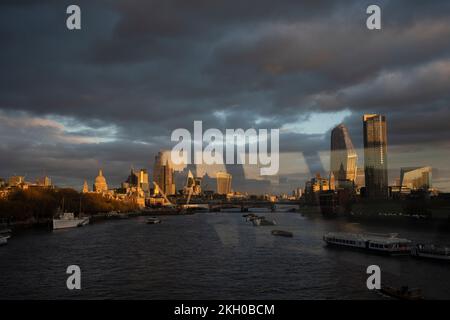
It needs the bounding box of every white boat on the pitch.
[323,232,412,255]
[146,217,162,224]
[53,212,89,230]
[411,244,450,261]
[0,227,12,240]
[0,236,8,246]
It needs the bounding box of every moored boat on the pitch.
[379,286,424,300]
[53,212,90,230]
[271,230,293,237]
[411,244,450,261]
[323,232,412,255]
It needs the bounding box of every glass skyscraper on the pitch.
[216,171,232,195]
[363,114,388,199]
[330,124,358,183]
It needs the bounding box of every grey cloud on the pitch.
[0,1,450,191]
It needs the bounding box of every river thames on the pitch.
[1,210,450,299]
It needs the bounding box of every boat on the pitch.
[271,230,293,238]
[0,227,12,240]
[106,211,119,217]
[53,197,90,230]
[53,212,90,230]
[245,214,261,222]
[252,217,276,226]
[0,236,7,246]
[379,286,424,300]
[411,244,450,261]
[146,217,162,224]
[323,232,412,255]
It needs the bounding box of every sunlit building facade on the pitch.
[363,114,388,199]
[153,151,176,195]
[138,169,149,193]
[216,172,232,195]
[304,172,335,204]
[400,166,432,191]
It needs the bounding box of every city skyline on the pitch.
[1,1,450,192]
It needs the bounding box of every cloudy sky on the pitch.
[1,0,449,193]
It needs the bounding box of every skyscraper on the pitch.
[153,151,176,195]
[330,124,358,183]
[363,114,388,199]
[400,166,432,191]
[138,169,149,193]
[216,171,232,195]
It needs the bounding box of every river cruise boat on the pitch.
[411,244,450,261]
[323,232,412,255]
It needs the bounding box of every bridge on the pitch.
[208,200,301,212]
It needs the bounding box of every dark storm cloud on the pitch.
[0,0,450,190]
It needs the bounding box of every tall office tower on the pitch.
[363,114,388,199]
[330,124,358,183]
[153,151,176,195]
[138,169,149,193]
[216,171,232,195]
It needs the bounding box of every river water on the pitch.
[1,210,450,299]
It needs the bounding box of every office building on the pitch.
[153,151,176,195]
[400,166,432,191]
[330,124,358,183]
[363,114,388,199]
[216,171,232,195]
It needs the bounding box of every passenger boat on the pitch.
[146,217,162,224]
[0,236,8,246]
[271,230,293,238]
[379,286,424,300]
[411,244,450,261]
[323,232,412,255]
[0,227,12,240]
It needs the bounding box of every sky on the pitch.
[1,0,450,193]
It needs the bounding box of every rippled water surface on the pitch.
[1,211,450,299]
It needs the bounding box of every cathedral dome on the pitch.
[94,169,108,192]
